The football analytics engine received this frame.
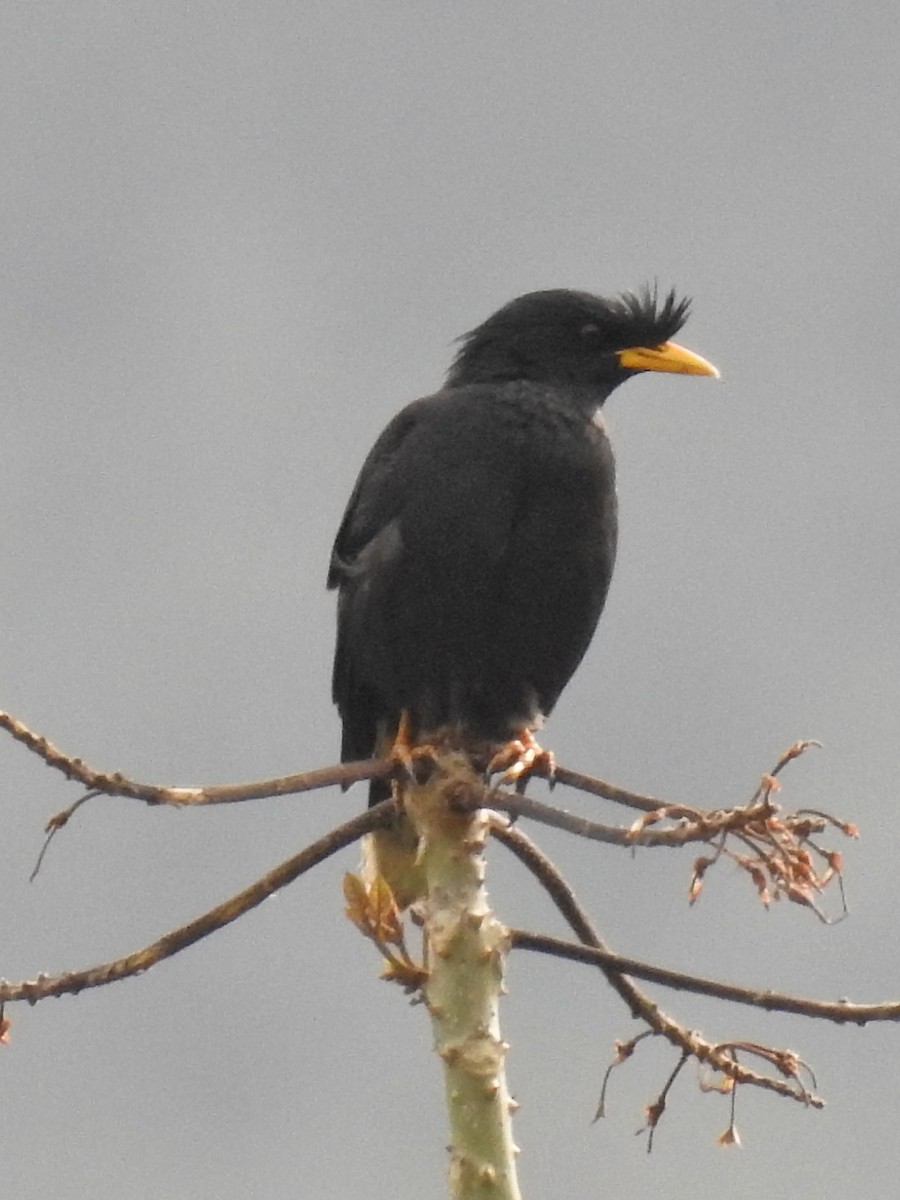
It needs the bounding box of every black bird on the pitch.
[329,288,717,822]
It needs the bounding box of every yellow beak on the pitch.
[617,340,720,378]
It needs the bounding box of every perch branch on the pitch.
[0,708,389,807]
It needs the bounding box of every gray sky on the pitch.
[2,3,899,1197]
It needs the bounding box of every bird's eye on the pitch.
[580,322,600,338]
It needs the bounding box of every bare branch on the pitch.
[529,740,822,814]
[1,708,391,816]
[493,822,824,1108]
[0,709,710,819]
[472,759,851,919]
[3,706,851,929]
[535,761,667,814]
[1,802,394,1005]
[473,782,831,851]
[2,710,834,875]
[509,931,900,1025]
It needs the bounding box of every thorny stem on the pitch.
[397,755,522,1200]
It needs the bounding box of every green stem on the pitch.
[404,753,522,1200]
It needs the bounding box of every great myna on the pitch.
[330,287,717,804]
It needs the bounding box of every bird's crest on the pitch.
[605,284,691,346]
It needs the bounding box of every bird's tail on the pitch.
[368,774,392,807]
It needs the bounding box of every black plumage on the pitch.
[329,287,717,805]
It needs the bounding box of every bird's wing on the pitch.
[328,389,526,761]
[327,399,427,589]
[328,396,439,762]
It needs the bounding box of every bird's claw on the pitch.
[387,710,417,782]
[487,732,554,787]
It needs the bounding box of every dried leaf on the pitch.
[612,1038,637,1064]
[343,872,373,935]
[644,1099,665,1129]
[369,875,404,944]
[716,1124,742,1147]
[698,1073,733,1095]
[689,857,712,904]
[380,958,428,990]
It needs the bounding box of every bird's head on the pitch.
[447,287,718,400]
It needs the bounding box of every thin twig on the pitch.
[30,791,101,881]
[643,1052,689,1152]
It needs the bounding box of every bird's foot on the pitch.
[385,711,444,789]
[487,730,555,788]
